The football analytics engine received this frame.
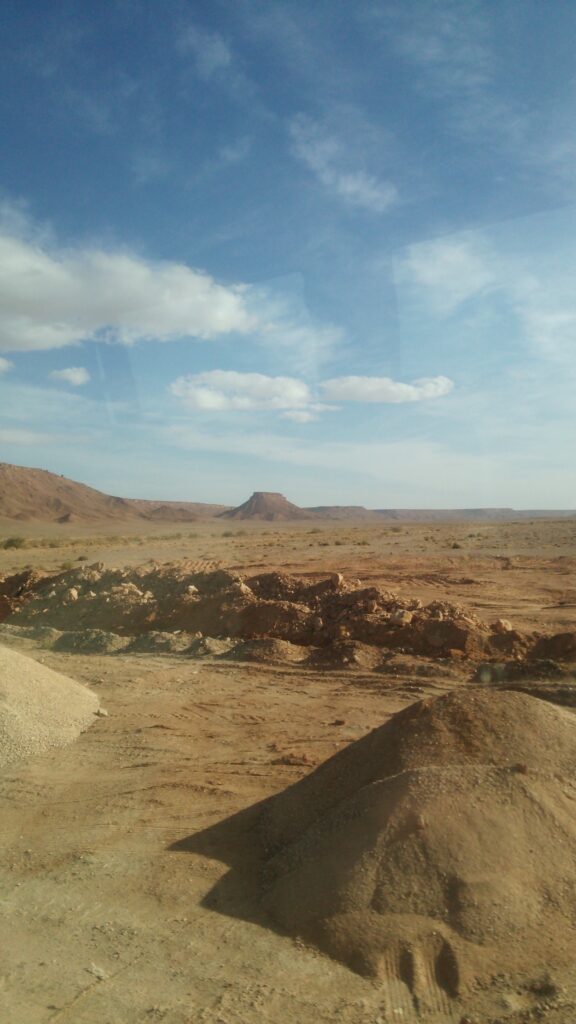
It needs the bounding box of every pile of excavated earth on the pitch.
[258,688,576,1011]
[1,563,575,675]
[0,644,100,767]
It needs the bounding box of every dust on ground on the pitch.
[1,518,576,1023]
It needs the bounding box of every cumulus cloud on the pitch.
[0,231,256,352]
[49,366,90,386]
[170,370,317,413]
[289,115,398,213]
[0,356,13,373]
[171,368,453,418]
[320,375,454,403]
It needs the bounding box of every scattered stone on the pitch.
[492,618,513,634]
[389,609,413,625]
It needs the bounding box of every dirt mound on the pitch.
[0,644,100,767]
[127,631,192,654]
[4,565,573,672]
[305,640,382,671]
[219,491,311,521]
[52,629,130,654]
[228,638,309,664]
[259,690,576,1001]
[188,636,236,657]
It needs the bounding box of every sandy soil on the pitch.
[1,519,576,1023]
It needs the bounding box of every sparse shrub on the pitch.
[3,536,26,549]
[308,528,322,534]
[356,539,370,546]
[59,560,74,570]
[222,530,234,537]
[77,555,88,561]
[451,541,462,549]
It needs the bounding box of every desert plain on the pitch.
[1,508,576,1024]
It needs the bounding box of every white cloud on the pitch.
[49,366,90,386]
[0,356,12,373]
[171,368,453,418]
[177,26,232,80]
[320,375,454,403]
[289,115,398,213]
[0,231,256,352]
[170,370,316,413]
[398,236,494,314]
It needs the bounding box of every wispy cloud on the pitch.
[379,0,576,195]
[176,21,257,107]
[397,221,576,363]
[0,428,61,445]
[49,367,90,386]
[398,235,495,314]
[162,424,543,505]
[321,375,454,403]
[289,114,398,213]
[131,152,170,186]
[0,356,12,374]
[177,25,232,81]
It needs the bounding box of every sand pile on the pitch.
[0,644,100,767]
[259,690,576,1006]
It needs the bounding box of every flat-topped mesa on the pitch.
[219,491,312,521]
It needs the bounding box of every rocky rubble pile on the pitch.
[1,565,574,669]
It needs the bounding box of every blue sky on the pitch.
[1,0,575,507]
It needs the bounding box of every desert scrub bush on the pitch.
[2,536,26,549]
[222,530,234,537]
[59,560,75,570]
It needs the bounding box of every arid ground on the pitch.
[1,517,576,1023]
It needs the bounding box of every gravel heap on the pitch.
[258,689,576,1005]
[0,644,100,767]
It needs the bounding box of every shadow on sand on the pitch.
[168,796,281,934]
